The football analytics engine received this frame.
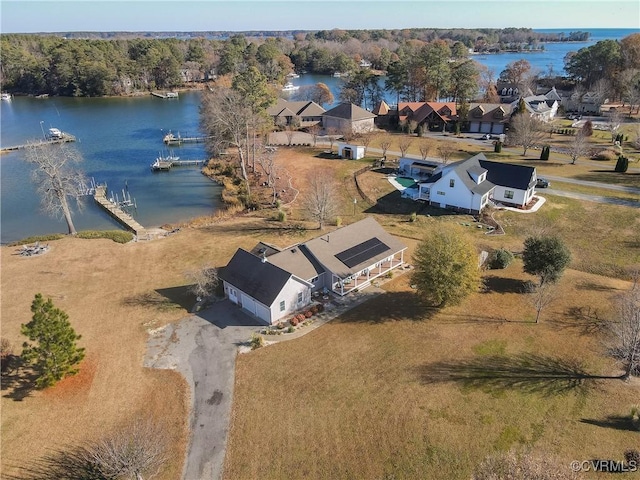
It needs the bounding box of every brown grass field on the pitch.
[1,139,639,479]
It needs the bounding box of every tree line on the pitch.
[3,30,636,101]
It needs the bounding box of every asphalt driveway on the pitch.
[144,300,262,480]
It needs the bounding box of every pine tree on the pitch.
[21,294,85,388]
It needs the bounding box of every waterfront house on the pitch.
[221,217,407,324]
[267,98,326,128]
[411,153,537,213]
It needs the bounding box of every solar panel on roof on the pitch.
[335,237,390,268]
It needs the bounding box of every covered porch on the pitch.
[331,250,406,296]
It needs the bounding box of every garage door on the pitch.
[469,121,480,132]
[491,124,504,134]
[240,293,257,316]
[480,123,492,133]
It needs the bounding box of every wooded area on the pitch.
[0,28,627,98]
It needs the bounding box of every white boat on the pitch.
[287,73,300,79]
[282,82,300,92]
[47,127,63,139]
[1,92,11,101]
[165,91,179,99]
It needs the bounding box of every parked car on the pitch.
[536,178,550,188]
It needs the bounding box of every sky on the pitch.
[1,0,639,33]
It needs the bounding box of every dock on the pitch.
[151,158,205,171]
[151,91,179,99]
[93,185,146,236]
[1,135,76,153]
[163,132,207,145]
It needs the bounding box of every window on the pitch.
[437,191,445,196]
[297,292,303,303]
[504,190,514,199]
[449,179,455,188]
[311,276,318,283]
[279,300,285,311]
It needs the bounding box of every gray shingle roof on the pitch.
[323,103,376,121]
[268,244,325,281]
[303,217,407,278]
[219,249,293,307]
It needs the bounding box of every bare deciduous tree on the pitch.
[567,131,590,165]
[308,123,321,147]
[378,134,393,159]
[606,109,623,142]
[325,127,340,153]
[436,142,455,164]
[418,139,433,160]
[284,125,296,146]
[185,264,219,301]
[507,114,546,156]
[607,288,640,379]
[398,137,413,157]
[303,169,338,230]
[256,149,282,204]
[24,142,87,235]
[86,419,168,480]
[201,87,254,195]
[525,281,555,324]
[358,133,373,155]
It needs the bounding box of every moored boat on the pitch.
[1,92,12,101]
[282,82,300,92]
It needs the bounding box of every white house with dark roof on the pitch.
[415,153,537,213]
[219,249,313,325]
[220,218,407,323]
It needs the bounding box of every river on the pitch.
[0,91,223,244]
[1,28,635,244]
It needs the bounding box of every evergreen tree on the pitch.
[411,228,481,307]
[615,155,629,172]
[21,294,85,388]
[522,236,571,286]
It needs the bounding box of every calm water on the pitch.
[1,28,636,243]
[0,91,222,244]
[286,28,639,108]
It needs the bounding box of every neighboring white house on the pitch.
[514,89,560,122]
[398,157,440,178]
[219,248,313,325]
[414,153,537,213]
[220,218,408,324]
[337,143,366,159]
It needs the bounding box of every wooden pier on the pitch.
[151,91,179,99]
[163,132,207,145]
[1,135,76,153]
[93,185,146,236]
[151,158,205,171]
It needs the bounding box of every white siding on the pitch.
[267,277,312,324]
[430,170,475,211]
[493,185,528,207]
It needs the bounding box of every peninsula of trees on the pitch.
[1,28,593,98]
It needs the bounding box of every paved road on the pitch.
[145,300,262,480]
[542,188,639,207]
[536,174,640,194]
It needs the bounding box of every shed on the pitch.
[337,143,366,160]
